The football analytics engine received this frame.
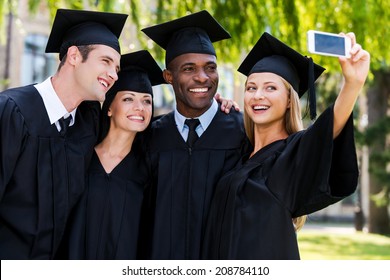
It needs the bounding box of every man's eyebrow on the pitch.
[181,62,196,66]
[101,55,120,72]
[180,61,217,67]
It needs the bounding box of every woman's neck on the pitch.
[95,129,137,173]
[251,124,288,156]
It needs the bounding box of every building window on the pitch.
[21,33,57,85]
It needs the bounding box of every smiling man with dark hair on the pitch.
[0,9,127,259]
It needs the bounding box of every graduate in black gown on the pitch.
[0,9,127,259]
[141,11,250,259]
[202,32,370,259]
[63,50,165,259]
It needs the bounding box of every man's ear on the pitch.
[163,69,173,84]
[67,46,80,66]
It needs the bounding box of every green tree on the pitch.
[0,0,17,88]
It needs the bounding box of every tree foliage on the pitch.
[0,0,385,75]
[128,0,389,75]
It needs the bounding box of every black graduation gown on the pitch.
[0,86,99,259]
[66,149,148,260]
[202,106,358,260]
[145,109,249,259]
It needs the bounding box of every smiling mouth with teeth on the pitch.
[189,88,208,93]
[253,105,269,111]
[99,79,108,88]
[128,116,144,121]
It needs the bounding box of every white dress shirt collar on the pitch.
[174,98,218,139]
[34,77,76,125]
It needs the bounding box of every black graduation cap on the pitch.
[106,50,166,99]
[99,50,165,141]
[45,9,128,60]
[141,10,231,66]
[238,32,326,119]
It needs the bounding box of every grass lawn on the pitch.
[297,230,390,260]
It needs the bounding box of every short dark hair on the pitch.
[57,45,96,71]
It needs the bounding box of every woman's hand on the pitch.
[333,32,370,138]
[214,93,241,114]
[339,32,370,87]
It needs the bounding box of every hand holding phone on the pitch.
[307,30,351,58]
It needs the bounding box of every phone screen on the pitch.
[314,33,346,56]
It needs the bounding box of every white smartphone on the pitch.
[307,30,351,58]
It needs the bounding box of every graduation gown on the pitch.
[66,148,148,260]
[0,86,99,259]
[202,106,358,260]
[145,109,249,259]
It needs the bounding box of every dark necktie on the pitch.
[59,115,72,136]
[185,118,200,148]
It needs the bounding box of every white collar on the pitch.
[34,77,76,125]
[175,98,218,132]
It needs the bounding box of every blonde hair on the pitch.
[243,77,306,231]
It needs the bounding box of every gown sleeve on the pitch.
[0,96,27,200]
[267,105,358,217]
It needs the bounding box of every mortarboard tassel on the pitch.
[308,57,317,120]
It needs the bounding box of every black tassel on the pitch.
[308,57,317,120]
